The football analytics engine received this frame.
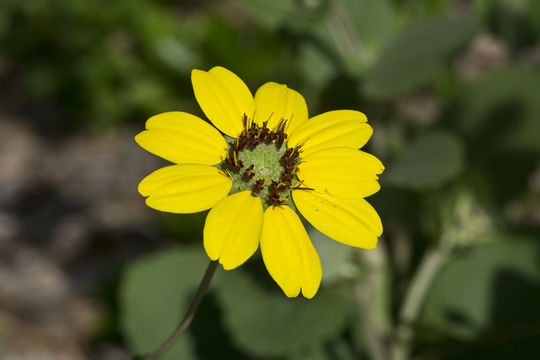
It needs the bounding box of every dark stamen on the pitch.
[221,114,303,206]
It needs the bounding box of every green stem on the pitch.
[356,245,392,360]
[141,260,218,360]
[392,246,451,360]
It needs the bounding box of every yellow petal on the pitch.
[253,82,308,134]
[139,165,231,213]
[191,66,255,137]
[260,205,322,298]
[203,191,263,270]
[297,147,384,198]
[135,112,228,165]
[288,110,372,156]
[292,190,382,248]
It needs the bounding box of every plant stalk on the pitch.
[392,245,451,360]
[141,260,218,360]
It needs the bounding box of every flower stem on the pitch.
[142,260,218,360]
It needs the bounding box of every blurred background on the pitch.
[0,0,539,359]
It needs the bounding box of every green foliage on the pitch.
[420,235,540,340]
[456,65,540,153]
[120,245,353,359]
[159,212,207,242]
[341,0,395,49]
[214,269,350,357]
[308,227,356,284]
[384,131,465,190]
[0,0,194,127]
[311,0,396,74]
[120,247,208,360]
[363,14,477,98]
[299,42,336,88]
[5,0,540,358]
[233,0,297,29]
[108,0,540,356]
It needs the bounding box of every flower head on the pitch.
[135,66,384,298]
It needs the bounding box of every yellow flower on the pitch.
[135,66,384,298]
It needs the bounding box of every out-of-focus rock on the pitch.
[48,215,90,263]
[0,245,68,313]
[0,243,100,360]
[0,119,162,261]
[0,309,86,360]
[0,121,44,205]
[0,117,159,358]
[43,128,161,230]
[0,213,17,245]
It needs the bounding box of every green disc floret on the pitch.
[220,117,303,209]
[231,143,287,199]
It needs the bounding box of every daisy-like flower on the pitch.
[135,66,384,298]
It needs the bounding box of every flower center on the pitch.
[220,115,302,208]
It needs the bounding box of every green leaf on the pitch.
[363,14,478,98]
[419,235,540,340]
[384,131,465,190]
[119,247,209,360]
[308,226,355,284]
[233,0,296,29]
[152,35,199,73]
[214,270,349,357]
[299,43,336,88]
[289,339,357,360]
[532,0,540,32]
[456,65,540,153]
[313,0,396,74]
[159,212,207,242]
[338,0,395,50]
[289,344,332,360]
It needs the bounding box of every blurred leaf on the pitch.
[200,15,290,83]
[532,0,540,32]
[423,183,494,248]
[299,43,336,87]
[419,235,540,340]
[314,0,395,74]
[125,76,177,113]
[479,0,538,49]
[308,225,355,284]
[363,14,478,98]
[396,0,461,21]
[339,0,394,50]
[160,212,207,242]
[120,246,209,360]
[290,339,357,360]
[0,1,11,40]
[152,35,199,73]
[290,344,332,360]
[0,0,202,128]
[456,65,540,153]
[384,131,465,190]
[350,309,367,357]
[137,6,204,73]
[283,0,332,32]
[233,0,296,29]
[214,270,349,357]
